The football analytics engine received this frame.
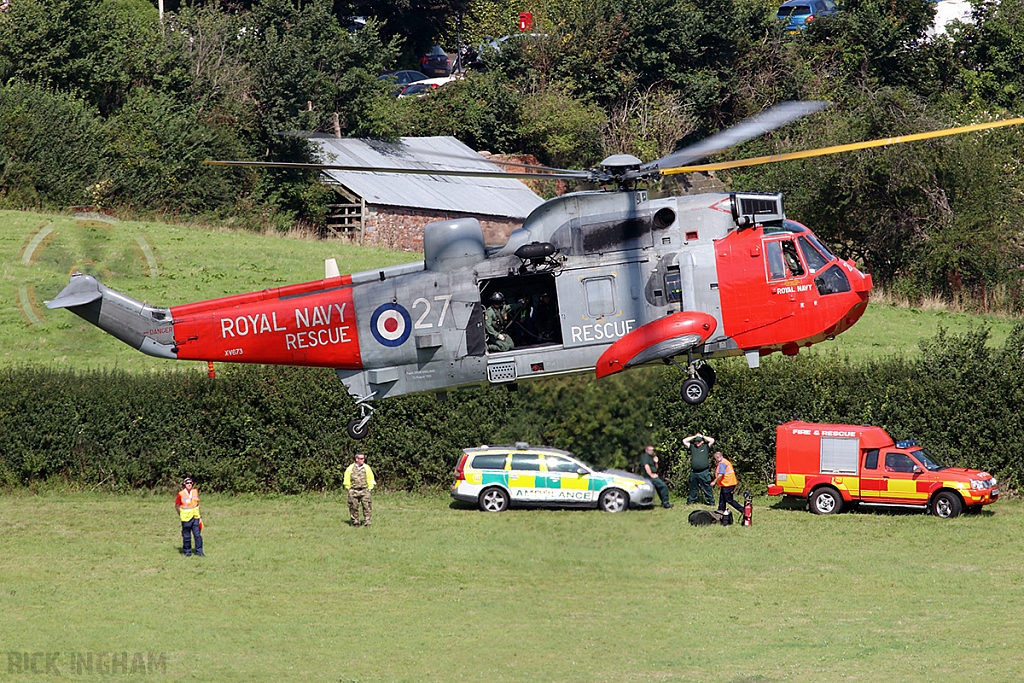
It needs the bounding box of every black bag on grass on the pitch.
[688,509,718,526]
[688,509,733,526]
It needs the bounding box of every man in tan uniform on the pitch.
[344,453,376,527]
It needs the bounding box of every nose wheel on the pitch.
[346,392,376,440]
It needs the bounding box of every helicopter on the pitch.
[46,103,1024,439]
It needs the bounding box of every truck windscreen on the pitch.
[913,449,948,471]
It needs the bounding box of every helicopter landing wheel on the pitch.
[346,418,371,440]
[681,378,709,405]
[696,363,716,392]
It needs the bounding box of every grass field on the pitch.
[1,209,1020,372]
[3,492,1022,682]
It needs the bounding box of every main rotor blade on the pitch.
[658,117,1024,175]
[644,101,830,171]
[203,160,590,181]
[346,147,578,175]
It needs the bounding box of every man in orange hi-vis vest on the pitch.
[712,451,744,517]
[175,477,204,556]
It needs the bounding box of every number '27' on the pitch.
[411,295,452,329]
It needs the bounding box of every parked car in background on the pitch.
[396,76,457,98]
[481,33,548,54]
[379,70,428,86]
[776,0,839,32]
[379,70,428,97]
[419,45,451,77]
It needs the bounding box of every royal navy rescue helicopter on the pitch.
[46,103,1024,438]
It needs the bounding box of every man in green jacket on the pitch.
[640,445,673,509]
[344,453,376,527]
[683,432,716,505]
[485,292,523,352]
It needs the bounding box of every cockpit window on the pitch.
[765,223,804,235]
[804,233,836,261]
[766,219,808,235]
[780,240,804,277]
[798,236,829,273]
[765,239,804,279]
[814,264,851,295]
[766,241,786,279]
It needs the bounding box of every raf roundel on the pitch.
[370,303,411,347]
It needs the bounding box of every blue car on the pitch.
[419,46,452,78]
[777,0,839,32]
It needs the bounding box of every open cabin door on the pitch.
[477,273,563,351]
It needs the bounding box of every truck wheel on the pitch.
[931,491,963,519]
[809,487,843,515]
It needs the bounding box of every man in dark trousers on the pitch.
[640,445,673,509]
[712,451,744,515]
[174,477,203,557]
[683,432,716,505]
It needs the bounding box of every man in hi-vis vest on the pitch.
[344,453,376,527]
[175,477,204,556]
[712,452,744,516]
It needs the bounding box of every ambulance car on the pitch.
[767,421,998,518]
[452,443,656,512]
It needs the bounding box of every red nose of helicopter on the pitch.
[832,260,872,336]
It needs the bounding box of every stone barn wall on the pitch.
[360,206,523,252]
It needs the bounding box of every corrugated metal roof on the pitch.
[310,136,545,219]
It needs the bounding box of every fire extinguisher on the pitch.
[742,490,753,526]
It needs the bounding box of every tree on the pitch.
[101,88,250,213]
[0,0,168,115]
[0,81,104,208]
[951,0,1024,111]
[341,0,472,61]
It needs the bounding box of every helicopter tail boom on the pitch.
[46,272,178,359]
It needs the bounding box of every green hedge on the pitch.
[0,365,522,492]
[3,325,1023,493]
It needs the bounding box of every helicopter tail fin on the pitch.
[46,272,178,359]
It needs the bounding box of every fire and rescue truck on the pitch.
[767,421,998,518]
